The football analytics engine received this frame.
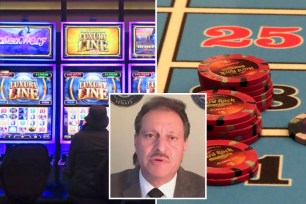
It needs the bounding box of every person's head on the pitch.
[134,96,190,187]
[85,105,109,129]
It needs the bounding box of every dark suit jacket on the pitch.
[111,166,205,198]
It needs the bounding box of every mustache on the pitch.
[150,151,170,160]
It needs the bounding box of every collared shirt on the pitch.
[139,169,177,198]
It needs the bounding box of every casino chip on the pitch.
[198,54,270,87]
[207,165,258,186]
[207,116,262,140]
[288,113,306,145]
[205,89,258,126]
[239,134,261,145]
[207,108,262,132]
[205,89,262,145]
[198,54,274,112]
[207,140,259,183]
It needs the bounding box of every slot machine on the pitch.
[59,22,125,171]
[0,22,56,62]
[59,64,125,166]
[128,64,156,93]
[61,22,124,61]
[0,64,56,163]
[128,22,156,94]
[129,21,155,61]
[0,22,56,163]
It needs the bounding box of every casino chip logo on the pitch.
[191,94,206,110]
[110,95,143,107]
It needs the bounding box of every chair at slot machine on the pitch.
[0,144,51,204]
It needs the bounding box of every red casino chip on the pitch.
[205,90,258,126]
[207,164,258,186]
[199,73,270,91]
[239,134,261,145]
[200,77,272,94]
[198,54,271,88]
[208,108,262,132]
[235,77,272,94]
[246,80,273,97]
[252,85,274,102]
[257,101,273,112]
[207,127,262,143]
[207,116,262,140]
[256,95,273,112]
[207,140,258,179]
[207,114,258,132]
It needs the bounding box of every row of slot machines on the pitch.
[0,21,155,166]
[0,21,155,61]
[0,64,155,165]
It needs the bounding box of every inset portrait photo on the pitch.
[109,93,207,199]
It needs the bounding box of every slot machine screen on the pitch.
[62,106,110,141]
[128,64,155,93]
[0,22,56,61]
[63,106,89,140]
[63,70,123,106]
[61,22,124,61]
[129,22,155,60]
[61,64,123,142]
[0,70,53,141]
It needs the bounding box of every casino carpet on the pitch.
[157,0,306,203]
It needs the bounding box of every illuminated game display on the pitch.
[63,106,89,139]
[0,22,56,61]
[0,107,52,140]
[129,21,155,60]
[61,64,124,142]
[0,65,55,143]
[61,22,124,61]
[128,64,155,93]
[63,71,122,106]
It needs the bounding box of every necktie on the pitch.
[148,188,164,198]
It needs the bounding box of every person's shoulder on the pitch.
[180,168,205,182]
[111,167,139,197]
[178,167,205,190]
[111,168,137,181]
[177,167,205,197]
[111,167,139,186]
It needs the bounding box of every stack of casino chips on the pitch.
[198,54,273,112]
[204,89,262,145]
[207,140,259,185]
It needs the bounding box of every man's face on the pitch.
[134,108,188,187]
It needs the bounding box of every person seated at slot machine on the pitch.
[64,105,110,203]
